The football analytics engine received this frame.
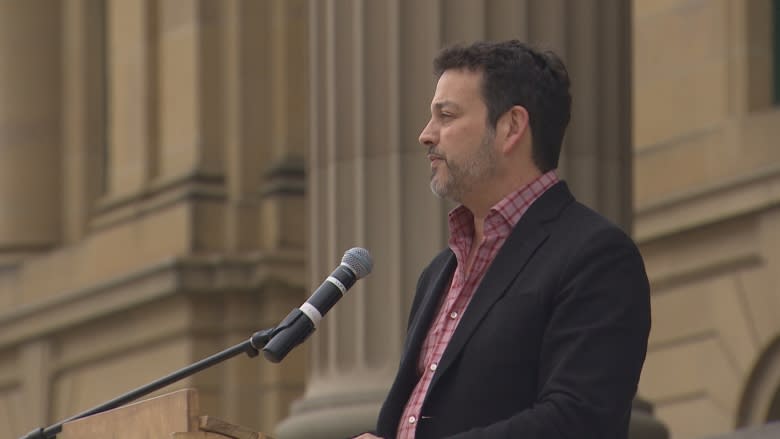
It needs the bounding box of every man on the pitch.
[357,40,650,438]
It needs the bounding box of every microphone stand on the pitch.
[20,327,278,439]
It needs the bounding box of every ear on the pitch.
[496,105,530,154]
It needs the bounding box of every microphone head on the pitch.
[342,247,373,279]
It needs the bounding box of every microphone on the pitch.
[259,247,373,363]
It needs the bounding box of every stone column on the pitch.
[0,0,62,257]
[61,0,106,245]
[276,2,446,437]
[544,0,634,230]
[278,1,665,438]
[103,0,158,200]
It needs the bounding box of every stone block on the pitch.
[702,422,780,439]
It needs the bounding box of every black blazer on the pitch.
[376,182,651,439]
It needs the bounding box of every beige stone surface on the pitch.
[636,157,780,439]
[61,0,106,245]
[633,0,729,148]
[0,0,62,248]
[0,385,24,437]
[735,265,780,349]
[4,0,780,438]
[635,110,780,210]
[0,1,309,438]
[655,397,732,439]
[634,0,780,437]
[725,0,774,113]
[52,339,194,421]
[107,0,158,198]
[649,275,759,371]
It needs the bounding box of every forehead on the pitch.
[431,69,485,110]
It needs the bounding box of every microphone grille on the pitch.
[342,247,373,279]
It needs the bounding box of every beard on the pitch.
[429,129,498,203]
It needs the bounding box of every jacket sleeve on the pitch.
[446,227,651,439]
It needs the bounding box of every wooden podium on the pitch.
[58,388,272,439]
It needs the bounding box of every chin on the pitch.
[430,182,446,199]
[429,183,443,198]
[430,185,458,203]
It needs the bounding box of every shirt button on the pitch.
[409,415,417,424]
[450,311,458,319]
[430,363,438,372]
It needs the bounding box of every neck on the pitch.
[463,168,544,219]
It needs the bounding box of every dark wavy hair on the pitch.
[433,40,571,172]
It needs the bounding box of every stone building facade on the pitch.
[1,0,310,436]
[634,1,780,438]
[0,1,777,439]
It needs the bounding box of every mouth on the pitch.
[427,150,444,163]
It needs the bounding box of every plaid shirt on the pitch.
[397,170,559,438]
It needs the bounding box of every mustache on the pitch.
[427,147,445,160]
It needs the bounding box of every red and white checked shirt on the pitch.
[396,170,559,438]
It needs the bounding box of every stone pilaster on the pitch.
[276,2,446,437]
[0,0,62,257]
[62,0,106,244]
[103,0,158,200]
[547,0,634,230]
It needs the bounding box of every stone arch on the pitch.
[737,335,780,427]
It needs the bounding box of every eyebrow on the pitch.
[432,100,460,112]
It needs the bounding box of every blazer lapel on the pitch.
[425,182,573,396]
[399,252,457,370]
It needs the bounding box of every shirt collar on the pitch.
[447,170,560,241]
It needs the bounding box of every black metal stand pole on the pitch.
[20,327,276,439]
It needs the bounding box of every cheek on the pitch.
[441,124,482,155]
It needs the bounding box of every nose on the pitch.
[419,119,437,147]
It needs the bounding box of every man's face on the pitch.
[419,69,498,203]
